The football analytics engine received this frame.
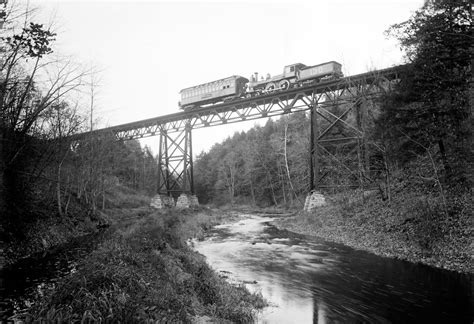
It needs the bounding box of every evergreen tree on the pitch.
[377,0,472,188]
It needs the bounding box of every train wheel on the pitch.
[265,82,276,93]
[278,80,290,91]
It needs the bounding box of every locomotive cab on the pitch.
[283,63,306,79]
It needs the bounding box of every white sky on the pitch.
[29,0,424,156]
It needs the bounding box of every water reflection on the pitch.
[193,214,474,323]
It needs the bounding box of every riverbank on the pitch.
[273,190,473,274]
[1,186,151,268]
[14,207,265,322]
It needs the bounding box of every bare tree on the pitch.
[0,7,91,223]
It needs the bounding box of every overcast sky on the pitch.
[30,0,424,155]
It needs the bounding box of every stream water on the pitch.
[193,214,473,323]
[1,213,472,323]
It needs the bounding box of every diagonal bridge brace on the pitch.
[157,123,193,196]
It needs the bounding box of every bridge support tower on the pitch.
[305,87,372,211]
[154,122,198,208]
[91,66,400,210]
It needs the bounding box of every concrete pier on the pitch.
[150,195,175,209]
[176,194,199,209]
[150,194,199,209]
[303,191,326,211]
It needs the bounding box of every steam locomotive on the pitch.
[179,61,343,110]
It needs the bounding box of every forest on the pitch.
[0,0,472,321]
[194,113,311,206]
[192,0,472,272]
[195,0,472,208]
[0,5,161,261]
[0,0,471,257]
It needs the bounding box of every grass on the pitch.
[275,189,473,273]
[21,207,266,323]
[3,184,150,265]
[103,184,151,209]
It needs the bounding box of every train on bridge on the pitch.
[179,61,343,110]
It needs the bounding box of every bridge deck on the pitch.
[71,65,403,141]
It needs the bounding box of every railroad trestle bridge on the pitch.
[73,65,403,208]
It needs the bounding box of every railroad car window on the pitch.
[290,66,295,72]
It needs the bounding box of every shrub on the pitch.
[25,209,266,322]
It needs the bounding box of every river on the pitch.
[193,213,473,323]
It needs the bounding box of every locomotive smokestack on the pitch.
[255,72,258,81]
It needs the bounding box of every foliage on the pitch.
[276,187,473,273]
[4,22,55,59]
[377,0,472,188]
[0,6,160,248]
[0,13,88,238]
[58,135,159,213]
[26,210,266,323]
[195,113,310,207]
